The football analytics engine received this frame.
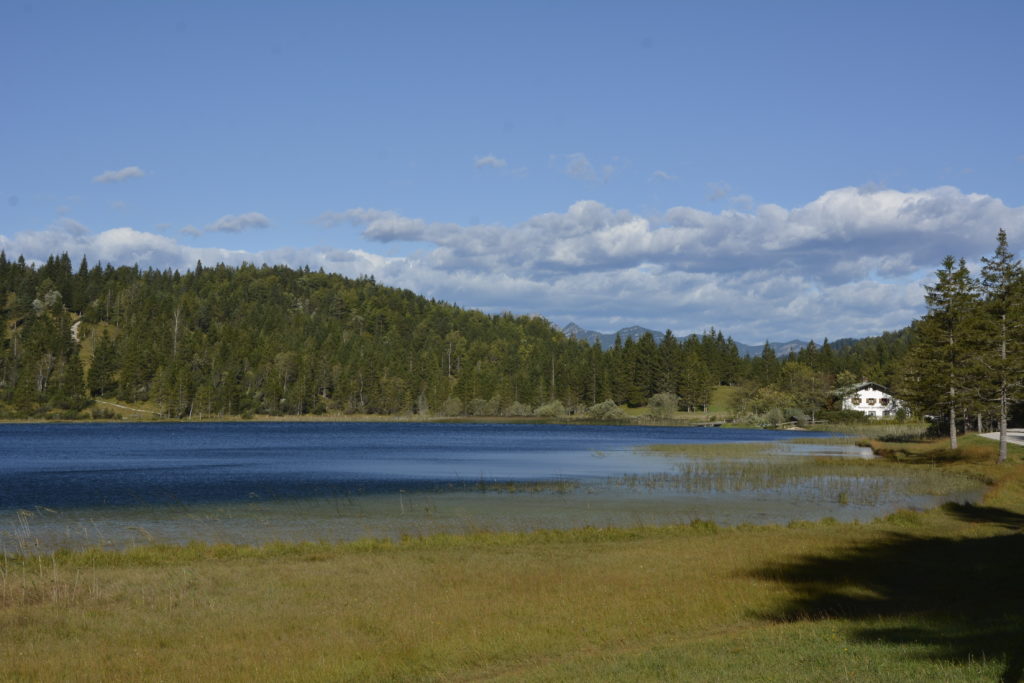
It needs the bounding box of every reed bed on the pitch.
[1,434,1020,680]
[640,442,776,459]
[613,457,984,506]
[806,421,931,441]
[1,477,1020,682]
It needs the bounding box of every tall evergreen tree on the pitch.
[979,229,1024,462]
[904,256,982,448]
[87,330,120,397]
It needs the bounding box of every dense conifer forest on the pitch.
[0,252,916,420]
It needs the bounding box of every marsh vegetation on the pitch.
[2,425,1022,680]
[1,436,1022,681]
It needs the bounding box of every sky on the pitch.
[3,1,1023,344]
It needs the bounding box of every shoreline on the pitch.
[0,412,742,428]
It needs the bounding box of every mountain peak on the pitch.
[561,323,813,357]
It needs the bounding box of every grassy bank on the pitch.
[2,436,1023,680]
[2,387,741,425]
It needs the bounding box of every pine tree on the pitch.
[979,229,1024,462]
[87,330,119,397]
[905,256,982,448]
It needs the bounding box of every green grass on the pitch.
[806,421,932,441]
[2,436,1023,680]
[708,384,739,414]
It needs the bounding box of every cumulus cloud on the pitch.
[650,170,675,182]
[314,186,1024,339]
[474,155,507,169]
[4,186,1022,342]
[206,212,270,233]
[316,208,462,244]
[93,166,146,183]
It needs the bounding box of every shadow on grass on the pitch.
[873,446,995,466]
[751,518,1024,681]
[943,502,1024,531]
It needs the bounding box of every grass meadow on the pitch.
[2,434,1023,681]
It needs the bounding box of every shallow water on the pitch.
[0,422,983,552]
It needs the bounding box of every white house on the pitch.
[838,382,904,418]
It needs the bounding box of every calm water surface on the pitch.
[0,422,980,552]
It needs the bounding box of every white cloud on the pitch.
[206,212,270,233]
[707,182,731,201]
[730,194,754,210]
[474,155,507,169]
[650,170,675,182]
[560,153,613,182]
[4,186,1022,342]
[180,225,202,237]
[93,166,146,183]
[565,153,595,180]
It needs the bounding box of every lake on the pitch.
[0,422,982,552]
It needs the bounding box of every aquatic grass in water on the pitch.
[640,442,776,459]
[612,457,985,507]
[472,479,579,494]
[639,439,874,459]
[1,425,990,554]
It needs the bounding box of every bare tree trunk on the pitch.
[998,318,1008,463]
[172,304,182,358]
[949,387,958,450]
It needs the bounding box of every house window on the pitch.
[880,398,890,406]
[851,397,861,405]
[867,398,877,406]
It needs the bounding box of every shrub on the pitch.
[587,400,625,420]
[533,400,566,417]
[818,409,872,424]
[467,398,490,416]
[648,392,679,419]
[504,401,533,417]
[440,397,463,417]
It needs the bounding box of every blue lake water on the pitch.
[0,421,820,509]
[0,422,981,552]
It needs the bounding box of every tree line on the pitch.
[898,230,1024,461]
[0,251,916,421]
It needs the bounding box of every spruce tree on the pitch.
[87,331,119,397]
[905,257,982,448]
[979,230,1024,462]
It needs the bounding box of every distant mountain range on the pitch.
[561,322,839,358]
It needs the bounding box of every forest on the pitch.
[0,250,951,422]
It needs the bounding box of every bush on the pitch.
[440,397,463,417]
[467,398,490,416]
[504,401,533,417]
[587,400,626,420]
[647,393,679,419]
[533,400,566,418]
[818,409,872,424]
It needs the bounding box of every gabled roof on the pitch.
[834,381,891,397]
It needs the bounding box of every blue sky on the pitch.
[3,1,1023,343]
